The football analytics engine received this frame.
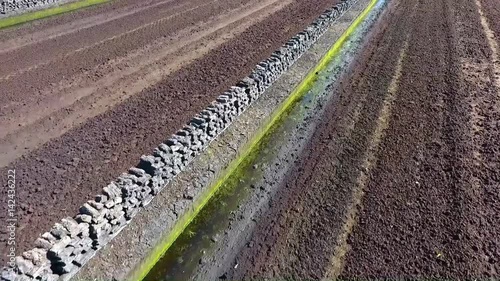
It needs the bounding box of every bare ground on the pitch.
[231,0,500,278]
[0,0,344,266]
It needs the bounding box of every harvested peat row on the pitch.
[1,0,356,280]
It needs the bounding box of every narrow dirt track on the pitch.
[0,0,344,266]
[230,0,500,278]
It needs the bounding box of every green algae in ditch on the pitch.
[133,1,379,280]
[143,118,282,281]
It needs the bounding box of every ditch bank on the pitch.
[144,0,385,279]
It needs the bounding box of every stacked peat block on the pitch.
[0,0,356,280]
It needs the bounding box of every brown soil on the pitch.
[231,0,500,279]
[0,0,346,267]
[0,0,291,166]
[481,0,500,47]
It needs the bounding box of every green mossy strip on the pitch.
[0,0,110,29]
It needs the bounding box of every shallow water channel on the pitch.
[143,1,386,279]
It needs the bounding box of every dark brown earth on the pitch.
[0,0,291,165]
[231,0,500,279]
[0,0,343,266]
[481,0,500,48]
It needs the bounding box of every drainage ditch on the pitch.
[143,0,386,279]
